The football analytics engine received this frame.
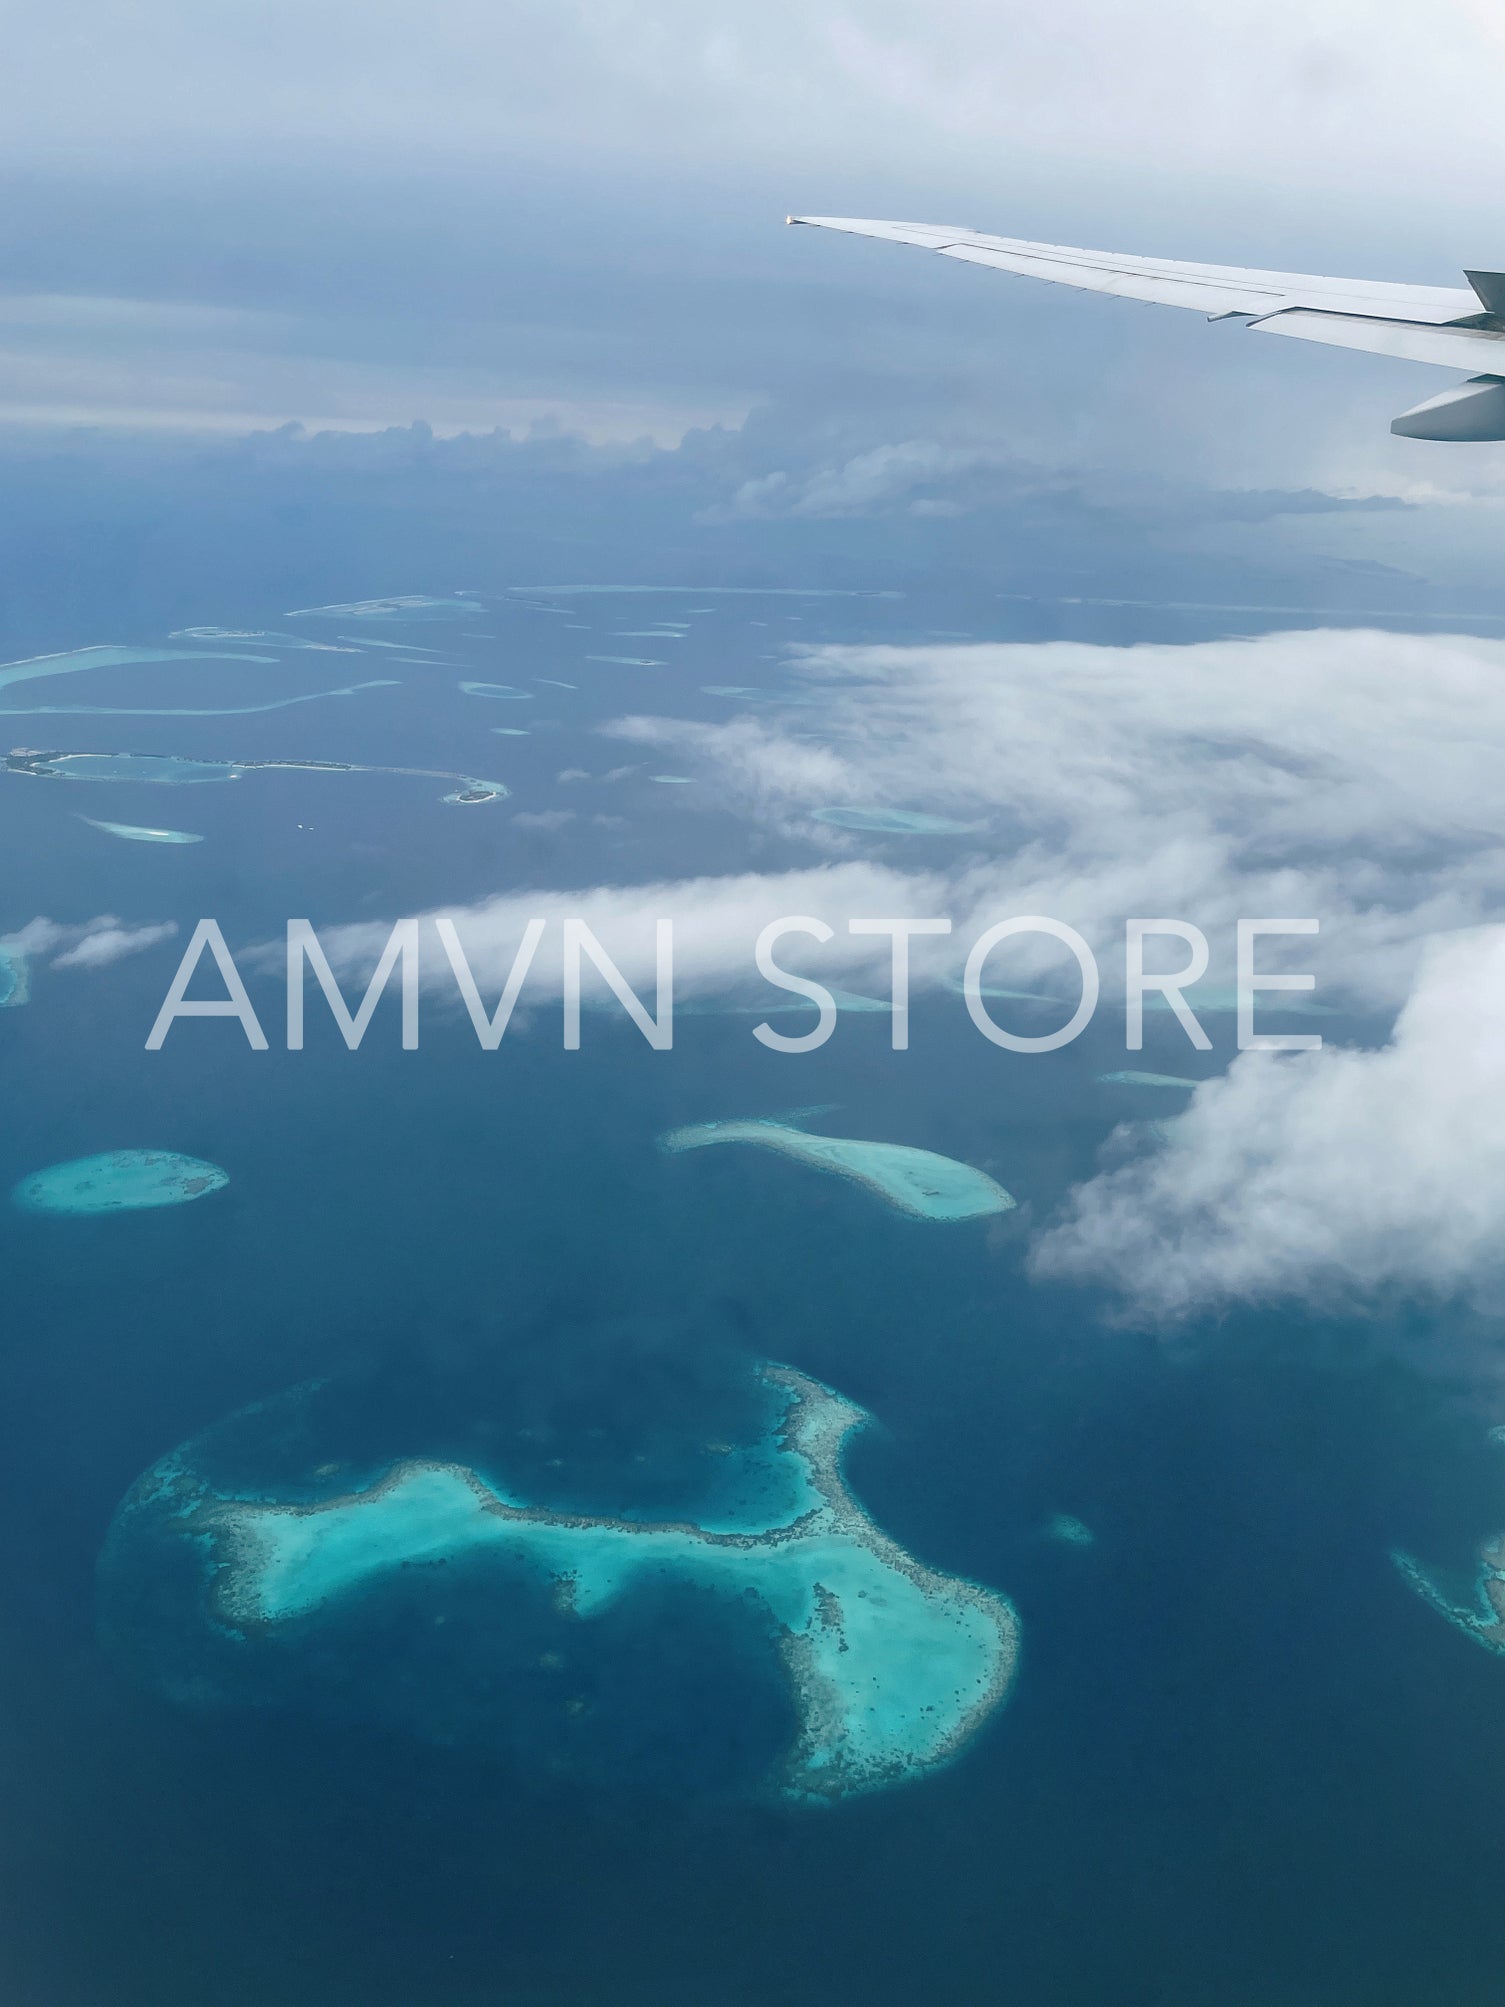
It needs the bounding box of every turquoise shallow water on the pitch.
[100,1365,1017,1804]
[13,1149,228,1214]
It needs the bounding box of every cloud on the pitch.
[293,863,942,1005]
[262,624,1505,1027]
[51,921,179,970]
[273,622,1505,1315]
[281,619,1505,1022]
[1,916,179,970]
[1032,926,1505,1317]
[702,442,1025,521]
[5,5,1505,491]
[511,809,577,830]
[0,302,745,443]
[5,0,1504,235]
[610,626,1505,1006]
[596,625,1505,1313]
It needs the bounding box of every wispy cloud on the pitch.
[292,864,938,1004]
[2,916,179,970]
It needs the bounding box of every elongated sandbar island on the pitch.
[662,1118,1016,1222]
[14,1148,228,1214]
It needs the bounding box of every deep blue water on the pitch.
[3,588,1505,2004]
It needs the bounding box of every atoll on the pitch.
[6,751,242,785]
[0,644,275,697]
[14,1149,228,1215]
[1392,1539,1505,1652]
[1097,1071,1198,1090]
[99,1365,1018,1805]
[0,946,30,1008]
[4,748,507,806]
[459,681,533,701]
[1392,1427,1505,1660]
[661,1117,1015,1222]
[286,596,485,621]
[700,685,821,707]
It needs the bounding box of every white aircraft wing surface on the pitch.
[788,216,1505,437]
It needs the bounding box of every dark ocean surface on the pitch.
[2,587,1504,2006]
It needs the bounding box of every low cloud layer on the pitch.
[1034,926,1505,1317]
[298,863,939,1005]
[286,623,1505,1318]
[613,626,1505,1006]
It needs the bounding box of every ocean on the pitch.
[2,585,1504,2005]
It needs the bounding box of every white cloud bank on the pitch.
[299,863,942,1005]
[1033,926,1505,1317]
[613,627,1505,1313]
[612,626,1505,1007]
[299,624,1505,1023]
[302,624,1505,1315]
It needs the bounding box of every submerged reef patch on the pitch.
[0,945,30,1007]
[1393,1433,1505,1659]
[700,684,822,707]
[1046,1514,1096,1548]
[287,596,485,622]
[78,816,202,845]
[0,645,276,699]
[459,682,533,701]
[4,749,507,806]
[14,1149,228,1214]
[810,807,980,835]
[661,1117,1015,1222]
[0,679,398,720]
[98,1365,1018,1805]
[1097,1071,1198,1090]
[1393,1541,1505,1651]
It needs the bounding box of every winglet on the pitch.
[1465,270,1505,317]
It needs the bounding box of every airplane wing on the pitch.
[788,216,1505,438]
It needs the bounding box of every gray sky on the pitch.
[10,0,1505,213]
[4,1,1505,496]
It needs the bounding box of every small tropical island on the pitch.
[662,1117,1016,1222]
[13,1149,228,1214]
